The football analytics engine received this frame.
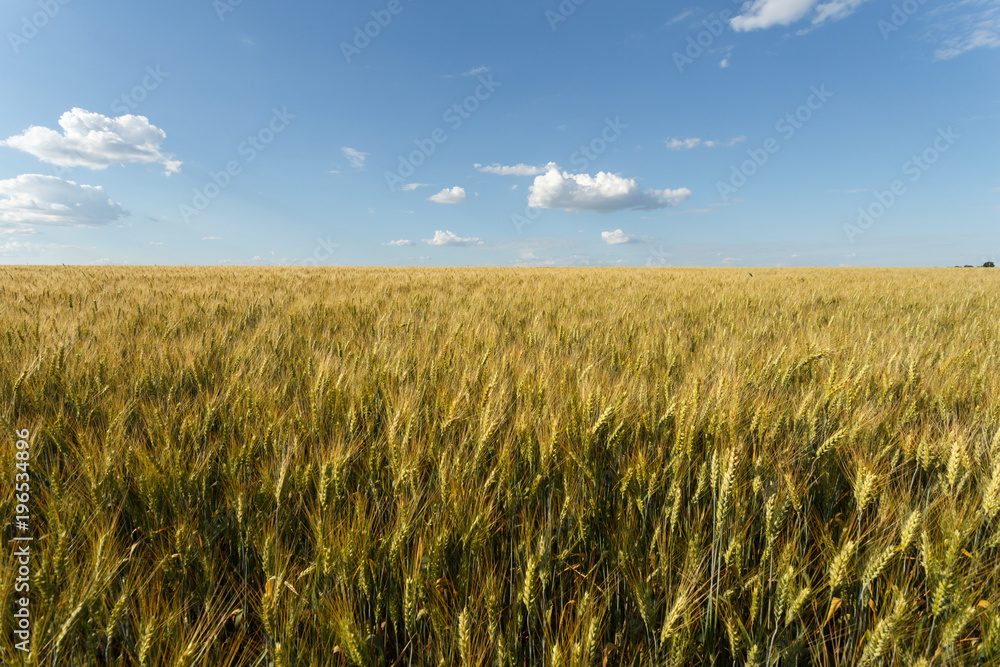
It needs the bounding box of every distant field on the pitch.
[2,267,999,666]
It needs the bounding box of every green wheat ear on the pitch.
[9,266,1000,664]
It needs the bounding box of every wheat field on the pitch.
[1,266,999,666]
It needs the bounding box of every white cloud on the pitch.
[0,174,129,232]
[528,169,691,213]
[0,108,181,175]
[0,240,73,257]
[931,0,1000,59]
[730,0,869,31]
[475,162,556,176]
[423,230,483,246]
[812,0,867,25]
[720,58,730,67]
[341,147,368,170]
[463,66,489,76]
[731,0,816,30]
[384,239,415,246]
[601,229,636,245]
[202,236,222,240]
[428,186,467,204]
[0,240,32,255]
[401,183,429,191]
[667,9,696,25]
[666,138,702,150]
[666,137,746,149]
[149,241,164,245]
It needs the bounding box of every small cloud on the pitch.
[731,0,817,31]
[428,186,467,204]
[1,108,181,175]
[666,9,696,25]
[384,239,415,246]
[202,236,222,240]
[720,58,730,68]
[423,230,483,246]
[666,136,745,149]
[666,138,702,150]
[148,241,164,246]
[601,229,635,245]
[341,147,368,170]
[0,239,72,257]
[475,162,556,176]
[463,66,489,76]
[811,0,869,26]
[731,0,870,32]
[528,169,691,213]
[401,183,429,191]
[663,208,712,217]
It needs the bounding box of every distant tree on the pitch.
[985,261,995,268]
[965,265,974,268]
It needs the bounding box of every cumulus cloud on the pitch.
[528,169,691,213]
[601,229,636,245]
[428,186,467,204]
[341,147,367,170]
[401,183,429,191]
[0,108,181,174]
[474,162,556,176]
[0,174,129,232]
[423,230,483,246]
[384,239,415,246]
[666,137,746,149]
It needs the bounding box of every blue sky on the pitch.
[0,0,997,267]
